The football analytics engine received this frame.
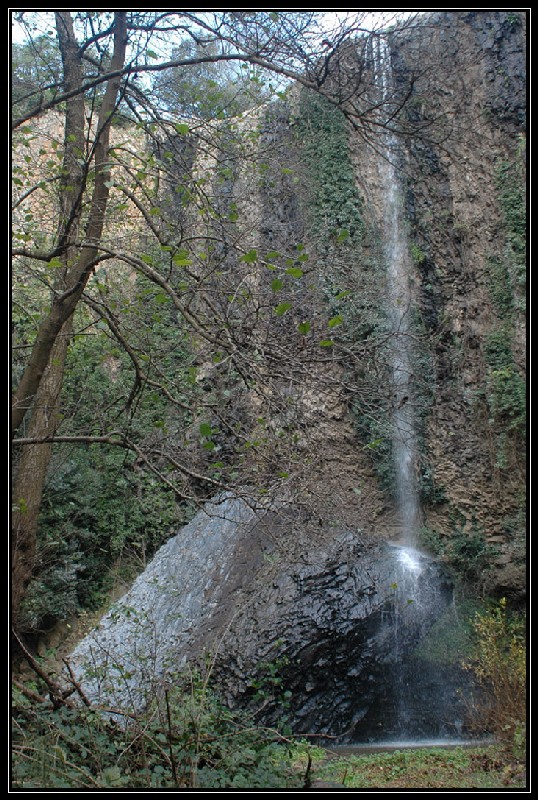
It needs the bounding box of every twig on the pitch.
[165,689,181,787]
[12,678,47,705]
[12,628,72,708]
[62,658,92,706]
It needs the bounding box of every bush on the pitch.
[11,667,300,790]
[420,524,497,586]
[463,598,526,757]
[18,444,185,633]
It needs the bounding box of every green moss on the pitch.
[494,155,526,308]
[412,599,481,664]
[481,153,526,461]
[486,255,513,319]
[295,88,395,488]
[484,326,526,439]
[294,91,365,245]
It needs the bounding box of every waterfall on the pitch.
[350,37,469,745]
[375,36,421,544]
[352,540,469,745]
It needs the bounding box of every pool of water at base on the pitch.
[324,738,496,757]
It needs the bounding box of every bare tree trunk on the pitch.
[11,12,128,435]
[11,318,73,627]
[11,11,128,627]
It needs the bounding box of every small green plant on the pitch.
[249,655,293,717]
[410,241,427,265]
[463,598,526,756]
[420,524,497,586]
[11,664,301,790]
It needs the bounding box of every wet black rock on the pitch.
[68,494,455,740]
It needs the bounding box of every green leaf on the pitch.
[335,289,352,300]
[240,249,258,263]
[271,278,284,292]
[336,228,350,243]
[199,422,213,437]
[319,339,334,347]
[174,123,190,135]
[203,440,216,451]
[285,267,304,278]
[297,321,311,335]
[366,438,383,450]
[274,302,292,316]
[328,315,343,328]
[172,250,192,267]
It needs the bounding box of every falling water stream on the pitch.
[376,35,421,544]
[350,36,471,747]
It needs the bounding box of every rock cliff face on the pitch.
[347,10,526,600]
[392,11,526,599]
[69,11,525,738]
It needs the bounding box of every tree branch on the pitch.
[12,433,127,446]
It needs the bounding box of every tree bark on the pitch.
[11,12,128,435]
[11,318,73,626]
[11,11,128,627]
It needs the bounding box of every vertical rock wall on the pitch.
[348,11,526,599]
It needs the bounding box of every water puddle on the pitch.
[324,738,495,757]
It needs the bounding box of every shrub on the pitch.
[420,524,497,586]
[11,666,300,790]
[463,598,526,757]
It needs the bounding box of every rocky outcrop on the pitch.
[346,11,526,600]
[396,12,526,600]
[68,494,457,739]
